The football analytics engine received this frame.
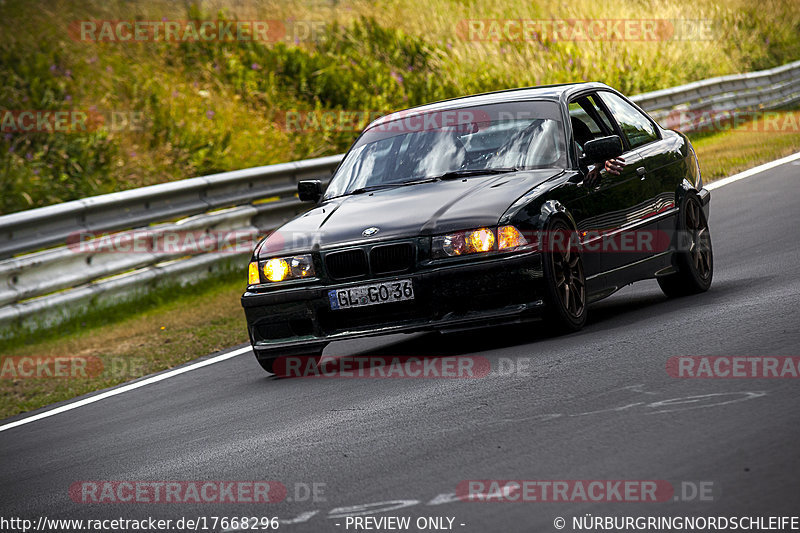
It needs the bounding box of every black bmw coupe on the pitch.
[242,83,713,372]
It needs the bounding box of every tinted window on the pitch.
[587,95,614,132]
[569,102,601,135]
[598,92,659,149]
[568,96,614,155]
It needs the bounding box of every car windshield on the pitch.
[324,100,566,199]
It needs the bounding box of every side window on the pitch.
[587,95,614,132]
[597,92,659,149]
[568,96,611,155]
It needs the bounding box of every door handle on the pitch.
[636,166,646,180]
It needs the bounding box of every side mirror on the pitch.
[298,180,323,203]
[580,135,624,166]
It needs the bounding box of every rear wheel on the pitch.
[541,219,587,333]
[658,194,713,297]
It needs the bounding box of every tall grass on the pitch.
[1,0,798,215]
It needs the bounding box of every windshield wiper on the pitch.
[327,169,518,200]
[432,167,522,180]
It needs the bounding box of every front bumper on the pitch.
[241,250,545,357]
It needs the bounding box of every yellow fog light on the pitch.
[498,225,528,250]
[466,228,495,253]
[263,258,290,282]
[248,261,261,285]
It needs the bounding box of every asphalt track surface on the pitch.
[2,156,799,532]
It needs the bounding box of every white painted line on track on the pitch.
[0,346,251,433]
[705,151,800,191]
[2,151,799,433]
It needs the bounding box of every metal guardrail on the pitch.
[630,59,800,113]
[1,60,799,333]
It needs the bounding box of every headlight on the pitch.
[466,228,495,252]
[498,225,528,250]
[432,227,494,258]
[249,254,316,284]
[432,226,527,259]
[264,258,290,282]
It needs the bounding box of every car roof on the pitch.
[367,82,614,130]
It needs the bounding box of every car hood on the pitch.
[259,168,562,256]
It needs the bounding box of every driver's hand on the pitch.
[604,157,626,175]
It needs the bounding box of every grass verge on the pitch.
[689,109,800,181]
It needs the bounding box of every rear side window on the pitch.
[597,92,659,149]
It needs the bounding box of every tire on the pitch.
[541,218,587,333]
[658,194,713,298]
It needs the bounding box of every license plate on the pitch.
[329,279,414,310]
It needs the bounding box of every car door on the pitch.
[593,91,670,265]
[567,93,645,277]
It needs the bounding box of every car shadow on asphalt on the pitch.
[267,279,743,379]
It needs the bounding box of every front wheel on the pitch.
[541,219,587,333]
[658,194,713,297]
